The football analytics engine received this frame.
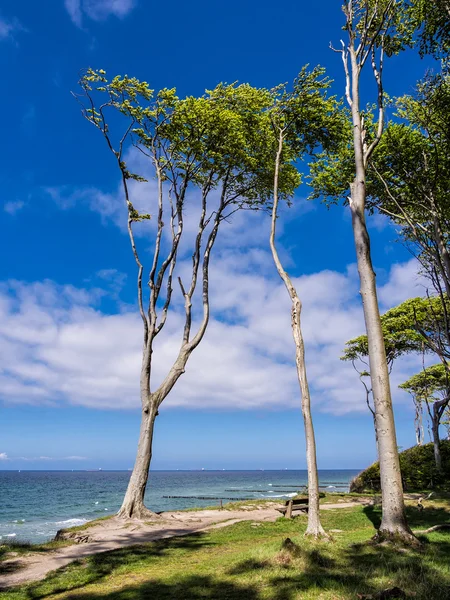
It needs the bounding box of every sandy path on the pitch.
[0,501,365,590]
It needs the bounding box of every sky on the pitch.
[0,0,439,471]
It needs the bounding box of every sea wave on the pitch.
[54,518,87,527]
[262,492,297,498]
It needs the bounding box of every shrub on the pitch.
[350,440,450,492]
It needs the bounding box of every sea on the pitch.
[0,469,360,543]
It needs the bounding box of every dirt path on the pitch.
[0,501,366,590]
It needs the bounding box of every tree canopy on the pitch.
[399,363,449,402]
[342,295,450,366]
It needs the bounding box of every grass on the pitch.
[0,539,70,561]
[2,501,450,600]
[185,498,284,511]
[182,492,373,512]
[0,516,118,572]
[55,515,115,535]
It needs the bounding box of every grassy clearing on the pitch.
[2,502,450,599]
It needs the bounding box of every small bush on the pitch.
[350,441,450,492]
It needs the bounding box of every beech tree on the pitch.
[309,0,416,541]
[268,67,342,538]
[407,0,450,58]
[343,295,450,464]
[77,70,298,519]
[400,364,450,473]
[363,73,450,299]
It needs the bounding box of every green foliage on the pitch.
[78,67,343,217]
[342,295,450,365]
[366,74,450,252]
[3,503,450,600]
[351,440,450,491]
[307,0,417,204]
[309,71,450,279]
[345,0,415,56]
[400,363,450,403]
[406,0,450,58]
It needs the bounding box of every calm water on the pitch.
[0,470,359,543]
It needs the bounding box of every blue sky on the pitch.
[0,0,438,471]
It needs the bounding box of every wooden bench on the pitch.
[276,493,325,518]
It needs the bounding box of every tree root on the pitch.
[116,504,163,521]
[304,529,331,541]
[371,529,421,548]
[413,523,450,534]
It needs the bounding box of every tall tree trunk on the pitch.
[270,131,326,538]
[292,299,326,537]
[350,180,414,541]
[346,37,415,540]
[431,411,442,474]
[117,399,159,519]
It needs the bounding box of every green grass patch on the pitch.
[2,502,450,599]
[183,498,282,511]
[56,515,115,535]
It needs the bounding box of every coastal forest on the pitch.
[1,0,450,599]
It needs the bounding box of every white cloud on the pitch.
[378,259,429,308]
[0,14,25,42]
[4,201,25,215]
[65,455,87,460]
[65,0,136,27]
[12,455,87,461]
[0,254,426,416]
[84,0,136,20]
[64,0,83,27]
[0,452,8,460]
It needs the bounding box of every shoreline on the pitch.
[0,467,361,546]
[0,495,371,590]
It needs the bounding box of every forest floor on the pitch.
[1,494,449,599]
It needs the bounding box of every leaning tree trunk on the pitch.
[117,349,192,519]
[350,179,414,541]
[269,131,326,538]
[117,399,159,519]
[292,298,326,538]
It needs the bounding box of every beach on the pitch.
[0,469,359,543]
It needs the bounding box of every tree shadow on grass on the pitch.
[362,504,382,529]
[44,575,261,600]
[7,511,450,600]
[0,542,60,578]
[269,539,450,600]
[11,532,214,599]
[362,503,450,535]
[11,539,450,600]
[406,505,450,530]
